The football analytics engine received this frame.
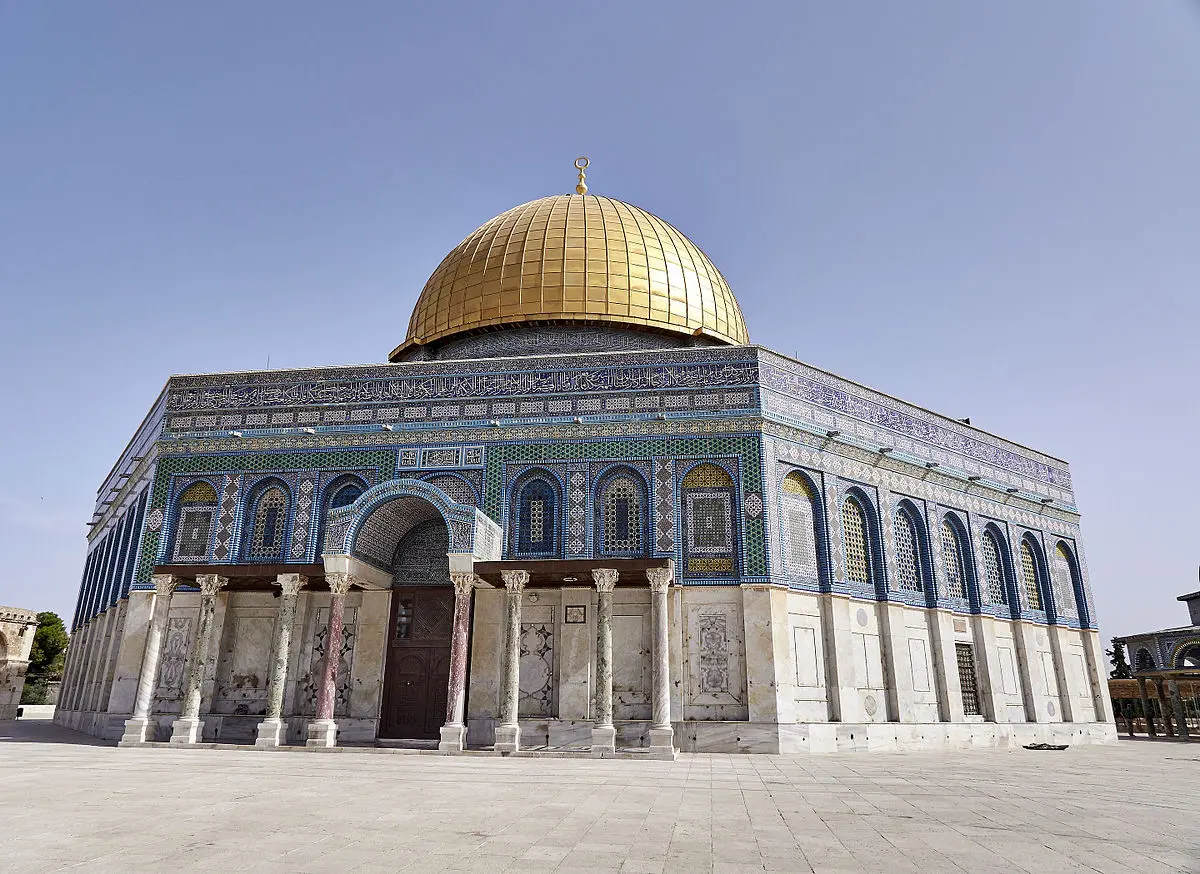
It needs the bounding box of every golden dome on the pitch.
[389,194,748,361]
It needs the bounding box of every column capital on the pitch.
[450,572,481,597]
[195,574,228,597]
[276,573,308,597]
[151,574,179,596]
[326,572,353,596]
[646,566,674,593]
[592,568,619,593]
[501,569,529,593]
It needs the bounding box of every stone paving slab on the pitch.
[0,720,1197,873]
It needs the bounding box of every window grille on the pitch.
[781,473,819,578]
[940,520,967,599]
[841,498,870,586]
[601,476,642,554]
[893,511,922,594]
[981,531,1008,605]
[683,463,735,575]
[956,643,981,716]
[516,479,557,556]
[330,484,362,509]
[173,480,218,562]
[1051,544,1076,616]
[249,487,288,561]
[1020,541,1042,610]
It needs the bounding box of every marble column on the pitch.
[1137,677,1156,736]
[1156,679,1175,737]
[119,575,178,744]
[494,569,528,754]
[1168,680,1190,740]
[169,574,227,744]
[255,573,307,747]
[439,572,478,752]
[591,568,619,757]
[307,572,352,748]
[647,565,676,760]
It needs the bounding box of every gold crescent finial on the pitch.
[575,156,589,195]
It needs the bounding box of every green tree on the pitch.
[20,612,69,705]
[1106,637,1132,679]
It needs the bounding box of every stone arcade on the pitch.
[56,165,1116,754]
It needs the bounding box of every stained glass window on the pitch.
[841,498,870,586]
[1020,541,1042,611]
[781,472,819,578]
[894,511,922,594]
[248,486,289,562]
[179,481,217,504]
[981,531,1007,605]
[1051,543,1076,617]
[940,520,967,599]
[601,476,642,555]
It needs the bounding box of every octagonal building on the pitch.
[56,175,1116,754]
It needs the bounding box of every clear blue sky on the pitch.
[2,3,1197,648]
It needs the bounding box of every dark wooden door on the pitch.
[380,588,454,739]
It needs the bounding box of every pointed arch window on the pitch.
[682,463,736,576]
[841,497,871,586]
[781,472,820,579]
[515,478,558,557]
[980,530,1008,606]
[598,473,645,556]
[247,485,289,562]
[893,510,923,594]
[173,481,218,562]
[1051,543,1077,617]
[940,519,967,599]
[1019,541,1043,611]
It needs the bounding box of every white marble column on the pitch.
[170,574,227,744]
[647,565,676,760]
[591,568,619,757]
[494,569,528,754]
[120,574,179,744]
[439,572,478,752]
[255,573,307,747]
[307,572,352,748]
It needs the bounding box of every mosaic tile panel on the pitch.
[653,458,675,555]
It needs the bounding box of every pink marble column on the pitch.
[307,572,352,748]
[438,572,478,752]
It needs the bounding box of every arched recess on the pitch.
[170,479,220,563]
[316,474,369,558]
[1018,535,1050,614]
[938,513,972,603]
[1133,647,1156,673]
[841,487,884,598]
[593,465,650,558]
[893,500,931,602]
[0,631,8,662]
[1051,541,1085,623]
[1172,640,1200,670]
[242,477,293,563]
[681,461,738,578]
[509,469,562,559]
[979,524,1013,611]
[324,477,501,571]
[779,469,825,586]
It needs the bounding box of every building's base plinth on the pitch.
[118,716,151,746]
[590,725,617,758]
[494,722,520,754]
[255,718,286,748]
[648,726,677,760]
[168,717,204,745]
[438,723,466,752]
[306,719,338,748]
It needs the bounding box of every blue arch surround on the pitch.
[593,464,651,558]
[936,511,976,611]
[978,522,1016,617]
[1018,532,1052,621]
[776,466,830,592]
[324,478,501,571]
[893,498,934,607]
[840,485,886,599]
[1052,539,1088,627]
[241,476,293,562]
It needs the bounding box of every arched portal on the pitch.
[1176,644,1200,671]
[321,480,501,742]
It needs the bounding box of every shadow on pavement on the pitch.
[0,718,117,747]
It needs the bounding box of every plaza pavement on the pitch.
[0,719,1196,873]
